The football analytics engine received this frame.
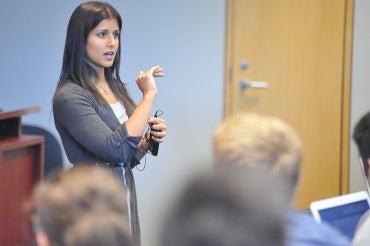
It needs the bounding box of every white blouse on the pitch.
[110,100,128,124]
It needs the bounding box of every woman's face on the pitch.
[86,18,119,73]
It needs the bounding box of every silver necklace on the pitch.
[97,83,110,95]
[102,85,110,95]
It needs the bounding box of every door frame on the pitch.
[223,0,354,195]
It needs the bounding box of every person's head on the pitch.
[213,112,302,196]
[28,165,132,246]
[353,111,370,178]
[61,1,122,82]
[161,165,289,246]
[63,212,133,246]
[56,1,136,112]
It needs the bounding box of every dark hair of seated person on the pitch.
[160,164,290,246]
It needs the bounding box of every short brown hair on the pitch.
[28,165,132,246]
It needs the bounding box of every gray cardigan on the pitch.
[53,83,141,165]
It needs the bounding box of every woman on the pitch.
[52,1,167,245]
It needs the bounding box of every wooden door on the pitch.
[225,0,353,208]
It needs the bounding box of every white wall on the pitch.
[349,0,370,193]
[0,1,225,246]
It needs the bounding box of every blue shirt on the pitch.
[286,210,351,246]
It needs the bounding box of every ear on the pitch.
[366,158,370,177]
[36,232,51,246]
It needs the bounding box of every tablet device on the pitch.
[310,190,370,240]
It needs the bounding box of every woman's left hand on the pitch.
[148,117,166,143]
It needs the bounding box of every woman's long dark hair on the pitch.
[54,1,136,114]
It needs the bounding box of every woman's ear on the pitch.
[36,232,51,246]
[366,158,370,176]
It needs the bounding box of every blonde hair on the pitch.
[213,112,302,189]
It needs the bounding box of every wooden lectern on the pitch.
[0,106,44,246]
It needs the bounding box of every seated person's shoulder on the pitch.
[285,210,351,245]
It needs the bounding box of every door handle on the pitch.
[240,79,269,91]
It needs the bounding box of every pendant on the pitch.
[102,86,110,95]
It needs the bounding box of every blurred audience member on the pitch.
[27,165,134,246]
[213,112,351,245]
[161,165,290,246]
[352,111,370,246]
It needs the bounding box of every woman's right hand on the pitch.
[126,65,165,136]
[135,65,164,99]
